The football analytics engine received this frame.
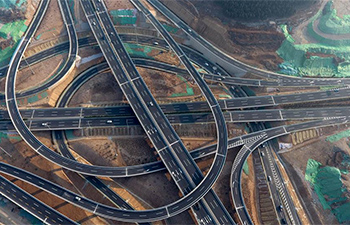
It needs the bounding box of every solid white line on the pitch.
[170,140,179,146]
[131,77,140,82]
[31,109,35,119]
[120,80,130,86]
[279,110,284,120]
[223,100,228,109]
[36,145,43,152]
[271,96,276,105]
[93,204,98,213]
[158,146,167,153]
[283,126,288,133]
[165,207,170,217]
[217,153,225,157]
[0,147,11,157]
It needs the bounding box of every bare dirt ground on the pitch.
[68,71,124,107]
[112,138,158,166]
[23,0,40,26]
[141,0,172,24]
[28,0,65,49]
[160,0,323,71]
[280,137,350,225]
[16,54,65,91]
[333,0,350,17]
[209,85,233,100]
[105,0,135,10]
[139,67,201,98]
[69,138,121,167]
[241,154,259,225]
[67,134,230,224]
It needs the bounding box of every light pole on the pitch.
[23,55,35,75]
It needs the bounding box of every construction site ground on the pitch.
[0,132,109,224]
[159,0,324,72]
[280,134,350,225]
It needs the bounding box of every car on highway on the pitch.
[153,41,159,45]
[204,62,209,66]
[107,120,113,123]
[267,176,272,182]
[260,152,265,157]
[41,122,48,126]
[92,21,96,26]
[278,205,284,211]
[75,196,81,201]
[149,101,154,106]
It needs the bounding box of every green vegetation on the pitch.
[277,0,350,77]
[242,160,249,175]
[162,24,179,34]
[326,129,350,143]
[214,0,316,20]
[171,75,194,97]
[123,43,155,59]
[318,1,350,35]
[0,0,26,8]
[0,19,27,42]
[0,19,27,66]
[305,159,350,223]
[277,24,350,77]
[110,9,137,25]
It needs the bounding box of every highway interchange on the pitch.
[0,0,349,224]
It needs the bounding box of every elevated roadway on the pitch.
[0,0,79,223]
[88,0,232,223]
[0,174,77,224]
[230,117,348,225]
[0,118,345,223]
[3,0,235,219]
[146,0,350,86]
[2,106,350,131]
